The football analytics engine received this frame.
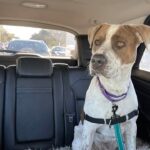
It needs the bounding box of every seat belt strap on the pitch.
[62,66,75,146]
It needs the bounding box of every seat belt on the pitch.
[62,66,76,146]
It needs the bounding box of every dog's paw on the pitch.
[72,124,83,150]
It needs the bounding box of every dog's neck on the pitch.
[97,64,133,96]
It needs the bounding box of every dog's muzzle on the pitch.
[91,54,108,76]
[91,54,107,68]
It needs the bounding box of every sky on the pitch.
[3,25,41,39]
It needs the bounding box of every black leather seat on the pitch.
[69,67,91,123]
[61,35,92,145]
[4,57,65,150]
[57,66,91,146]
[52,64,91,146]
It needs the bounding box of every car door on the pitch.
[132,45,150,142]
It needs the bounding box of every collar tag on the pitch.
[112,104,118,117]
[110,104,119,128]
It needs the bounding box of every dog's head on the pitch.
[88,23,149,78]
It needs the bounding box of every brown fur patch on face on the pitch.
[111,25,140,64]
[92,24,110,52]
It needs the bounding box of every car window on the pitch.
[7,40,49,56]
[0,25,77,59]
[139,47,150,72]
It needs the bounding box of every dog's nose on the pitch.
[91,54,107,66]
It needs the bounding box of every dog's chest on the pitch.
[84,77,138,118]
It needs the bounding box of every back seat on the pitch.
[61,67,91,145]
[4,58,65,149]
[2,54,91,149]
[54,65,91,145]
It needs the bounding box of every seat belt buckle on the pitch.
[65,113,75,123]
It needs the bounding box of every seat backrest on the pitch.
[69,67,91,123]
[4,57,92,148]
[52,64,91,146]
[57,66,91,146]
[4,57,65,150]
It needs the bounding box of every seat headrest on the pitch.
[17,57,53,77]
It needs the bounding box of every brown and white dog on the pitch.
[72,24,150,150]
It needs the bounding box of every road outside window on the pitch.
[0,25,77,59]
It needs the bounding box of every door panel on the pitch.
[132,69,150,141]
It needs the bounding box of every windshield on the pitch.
[0,25,77,59]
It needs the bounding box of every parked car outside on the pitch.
[7,39,50,57]
[51,46,70,57]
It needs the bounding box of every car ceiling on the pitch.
[0,0,149,34]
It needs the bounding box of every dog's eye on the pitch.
[116,41,126,48]
[94,40,101,46]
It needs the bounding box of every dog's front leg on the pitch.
[124,118,137,150]
[81,120,98,150]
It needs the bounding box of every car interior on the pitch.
[0,0,150,149]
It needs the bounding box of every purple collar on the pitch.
[97,76,129,102]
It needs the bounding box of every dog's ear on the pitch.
[88,24,103,48]
[132,24,150,46]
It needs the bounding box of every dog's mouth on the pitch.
[90,59,120,78]
[90,64,111,78]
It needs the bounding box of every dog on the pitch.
[72,23,150,150]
